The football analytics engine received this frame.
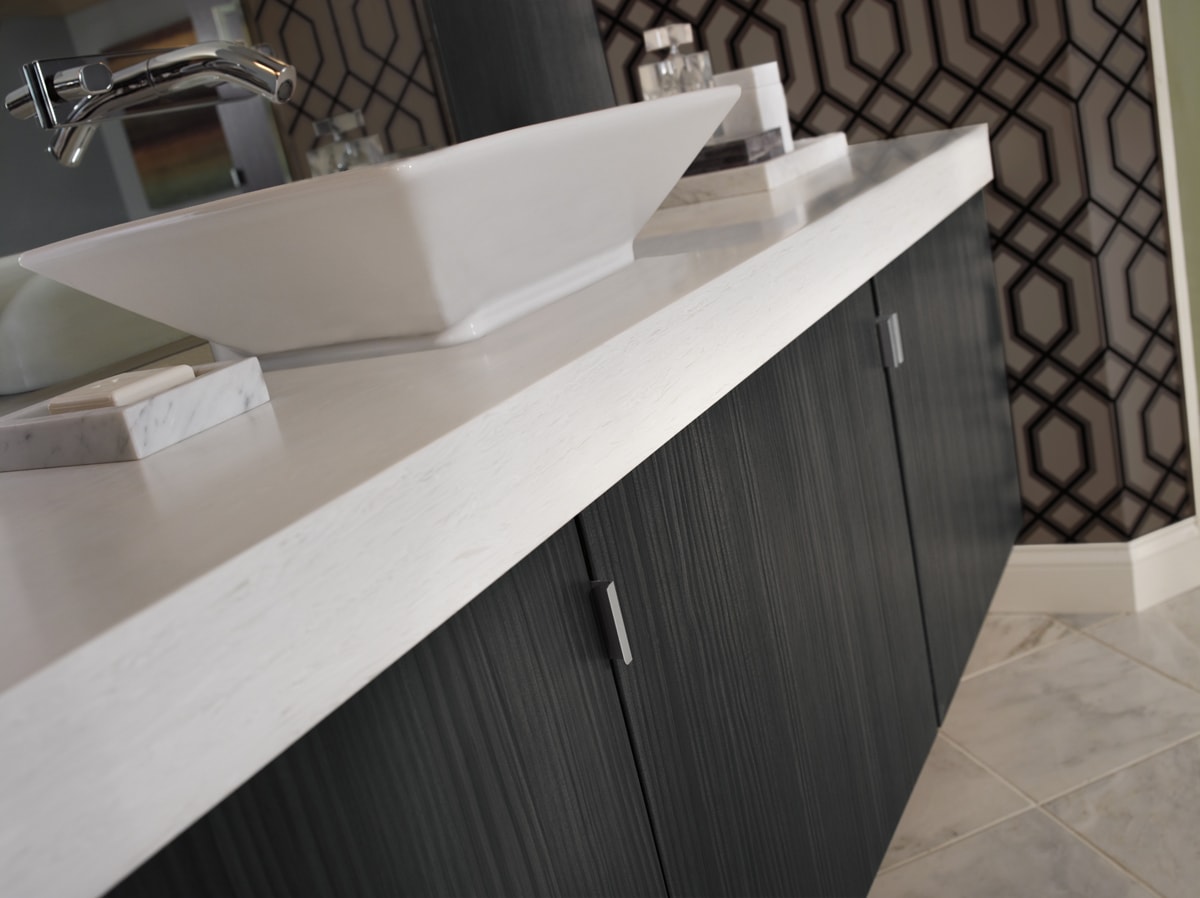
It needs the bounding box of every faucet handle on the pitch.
[3,84,35,120]
[50,63,113,103]
[5,58,113,126]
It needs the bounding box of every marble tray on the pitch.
[0,358,269,472]
[663,132,849,206]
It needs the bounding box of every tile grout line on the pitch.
[1032,806,1170,898]
[1050,614,1124,634]
[960,622,1075,681]
[1079,626,1200,698]
[987,612,1122,629]
[1037,729,1200,806]
[878,602,1200,890]
[959,611,1120,683]
[880,603,1200,893]
[873,733,1038,874]
[944,723,1200,897]
[874,805,1032,876]
[947,623,1200,803]
[962,645,1064,682]
[881,727,1192,895]
[943,701,1200,811]
[938,730,1040,805]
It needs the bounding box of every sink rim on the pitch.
[19,86,741,358]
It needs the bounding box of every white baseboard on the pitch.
[991,516,1200,614]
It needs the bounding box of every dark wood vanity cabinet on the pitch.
[577,284,936,897]
[872,194,1022,720]
[111,526,665,898]
[106,196,1018,898]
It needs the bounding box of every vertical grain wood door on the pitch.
[420,0,616,142]
[577,286,937,898]
[107,525,664,898]
[872,194,1022,721]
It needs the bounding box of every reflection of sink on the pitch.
[20,88,739,360]
[0,254,186,395]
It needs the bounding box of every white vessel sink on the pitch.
[20,88,739,361]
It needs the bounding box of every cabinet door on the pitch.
[577,286,937,898]
[421,0,616,142]
[108,525,664,898]
[872,193,1022,720]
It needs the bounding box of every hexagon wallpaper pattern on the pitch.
[597,0,1193,544]
[248,0,449,177]
[249,0,1194,545]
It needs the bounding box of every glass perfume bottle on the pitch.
[637,24,715,101]
[307,109,392,177]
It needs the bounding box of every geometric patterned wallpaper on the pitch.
[246,0,449,178]
[597,0,1194,543]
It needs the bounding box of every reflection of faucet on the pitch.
[4,41,296,167]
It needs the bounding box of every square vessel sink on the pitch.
[20,87,739,362]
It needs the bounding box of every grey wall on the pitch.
[0,16,129,256]
[1158,0,1200,422]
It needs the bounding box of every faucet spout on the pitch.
[7,42,296,168]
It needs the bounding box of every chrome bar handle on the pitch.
[591,580,633,666]
[878,312,905,369]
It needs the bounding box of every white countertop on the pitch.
[0,125,993,898]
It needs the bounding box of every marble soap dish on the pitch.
[0,357,269,472]
[663,132,849,207]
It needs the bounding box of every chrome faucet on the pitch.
[5,41,296,167]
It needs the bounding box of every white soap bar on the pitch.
[47,365,195,414]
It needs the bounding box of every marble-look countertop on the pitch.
[0,125,992,898]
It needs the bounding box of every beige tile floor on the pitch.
[869,589,1200,898]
